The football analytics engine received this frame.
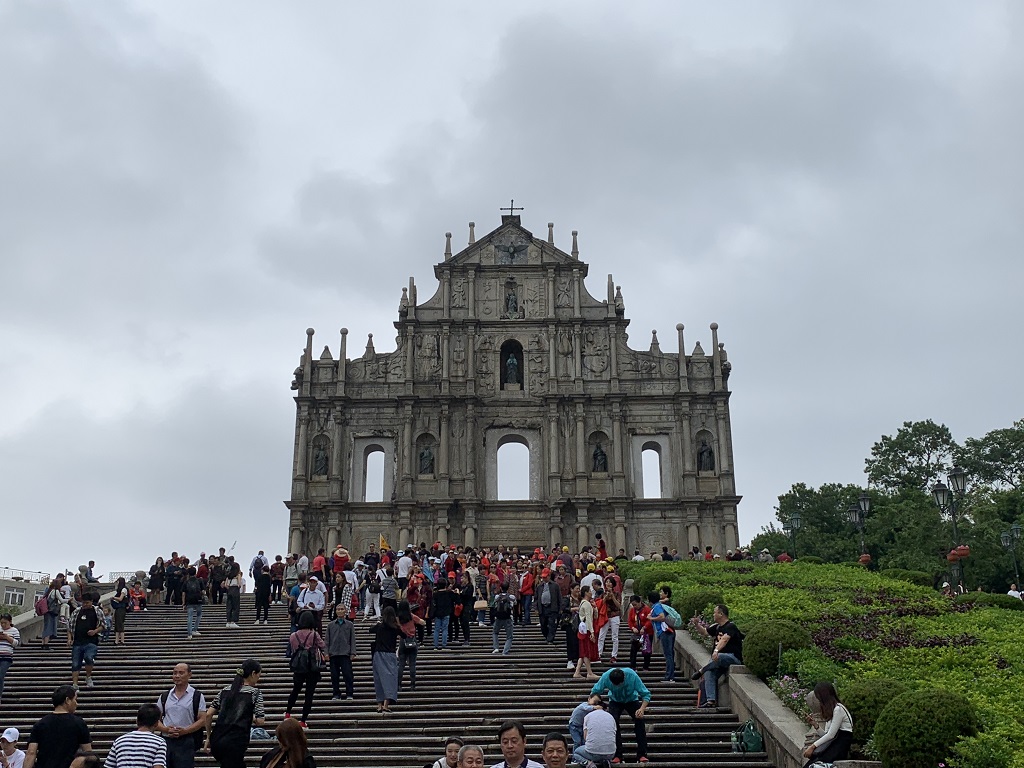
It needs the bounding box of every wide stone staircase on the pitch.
[3,597,772,767]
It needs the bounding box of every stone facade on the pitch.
[285,215,740,556]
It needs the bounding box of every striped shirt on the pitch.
[211,684,265,720]
[0,625,20,657]
[104,730,166,768]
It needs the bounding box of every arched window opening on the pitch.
[641,446,662,499]
[364,448,385,502]
[497,440,530,500]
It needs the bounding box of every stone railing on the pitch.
[12,588,118,644]
[673,632,883,768]
[0,567,50,584]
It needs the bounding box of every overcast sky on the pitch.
[1,1,1021,582]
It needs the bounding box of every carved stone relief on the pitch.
[526,279,546,317]
[582,328,609,379]
[451,278,467,308]
[528,333,548,394]
[451,335,466,378]
[481,280,495,316]
[415,334,442,381]
[556,330,574,379]
[556,277,572,308]
[476,335,495,395]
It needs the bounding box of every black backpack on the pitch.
[493,594,512,620]
[290,632,321,675]
[159,688,204,750]
[184,578,205,605]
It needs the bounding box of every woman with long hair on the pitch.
[285,610,326,727]
[564,584,581,672]
[148,557,166,603]
[573,585,599,680]
[454,571,474,646]
[111,577,129,645]
[40,577,62,649]
[208,658,265,768]
[396,600,426,691]
[259,718,315,768]
[369,606,402,713]
[803,682,853,766]
[224,562,243,629]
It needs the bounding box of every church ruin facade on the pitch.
[285,214,740,557]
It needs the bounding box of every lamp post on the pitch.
[782,511,801,558]
[1000,523,1023,585]
[932,466,968,590]
[847,492,870,556]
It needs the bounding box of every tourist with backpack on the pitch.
[182,569,206,640]
[490,583,515,655]
[156,663,207,768]
[39,579,62,650]
[396,600,425,691]
[222,563,243,629]
[649,587,681,682]
[285,612,326,728]
[253,566,272,626]
[206,659,265,767]
[362,568,382,621]
[537,570,561,644]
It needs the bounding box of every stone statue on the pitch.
[505,289,518,315]
[505,354,519,384]
[313,445,329,475]
[592,443,608,473]
[697,440,715,472]
[419,445,435,474]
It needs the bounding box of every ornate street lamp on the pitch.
[932,467,968,589]
[782,511,801,558]
[847,501,867,558]
[1001,523,1023,585]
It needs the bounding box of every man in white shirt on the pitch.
[299,576,327,633]
[105,704,166,768]
[572,700,617,766]
[1008,583,1022,600]
[296,553,310,576]
[396,551,415,596]
[491,720,543,768]
[0,728,25,768]
[630,551,646,562]
[0,614,20,708]
[155,664,206,768]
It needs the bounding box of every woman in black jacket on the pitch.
[429,577,455,650]
[370,606,403,713]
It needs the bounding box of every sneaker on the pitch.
[610,656,618,664]
[226,623,231,628]
[698,700,717,709]
[332,696,342,701]
[187,634,193,640]
[492,649,500,654]
[86,677,94,688]
[254,621,262,625]
[283,712,291,719]
[72,684,80,692]
[611,760,621,765]
[192,631,202,637]
[299,721,307,729]
[690,671,702,680]
[638,758,649,763]
[567,661,575,669]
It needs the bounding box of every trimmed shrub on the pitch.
[797,556,824,565]
[879,568,934,588]
[742,619,813,679]
[675,589,724,622]
[628,566,681,600]
[795,656,843,687]
[953,592,1024,611]
[842,678,909,749]
[873,688,979,768]
[779,647,824,677]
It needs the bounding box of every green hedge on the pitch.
[798,555,824,565]
[743,619,813,679]
[842,678,910,750]
[953,592,1024,611]
[874,688,979,768]
[878,568,934,587]
[675,590,724,622]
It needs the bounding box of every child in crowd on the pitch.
[100,604,114,641]
[569,693,602,750]
[130,581,148,611]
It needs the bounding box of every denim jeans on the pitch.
[659,631,676,680]
[701,652,740,701]
[573,745,615,765]
[520,594,533,624]
[187,604,203,636]
[492,618,513,653]
[432,615,450,648]
[0,657,11,698]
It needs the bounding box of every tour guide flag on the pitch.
[379,533,390,550]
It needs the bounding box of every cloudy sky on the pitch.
[1,1,1021,582]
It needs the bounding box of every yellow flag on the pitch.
[379,533,390,550]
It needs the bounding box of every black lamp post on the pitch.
[782,511,801,558]
[1000,523,1023,585]
[847,492,870,555]
[932,466,968,589]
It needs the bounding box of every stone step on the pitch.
[2,599,771,768]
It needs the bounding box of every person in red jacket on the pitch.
[518,564,536,626]
[627,594,653,670]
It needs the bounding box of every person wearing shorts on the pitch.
[69,593,102,690]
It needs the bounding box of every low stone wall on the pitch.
[13,588,117,644]
[675,630,809,768]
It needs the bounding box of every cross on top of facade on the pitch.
[499,198,524,217]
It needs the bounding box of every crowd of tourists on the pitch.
[5,534,855,768]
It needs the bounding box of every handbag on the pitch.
[35,593,50,617]
[473,599,488,611]
[400,635,418,651]
[454,603,464,617]
[733,719,764,753]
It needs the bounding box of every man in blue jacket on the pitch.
[589,667,650,763]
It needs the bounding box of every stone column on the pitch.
[442,271,451,319]
[327,526,339,552]
[716,409,731,473]
[576,502,590,552]
[548,404,560,476]
[441,326,450,389]
[439,407,450,477]
[575,403,586,477]
[403,410,414,481]
[296,414,309,477]
[572,267,581,317]
[289,526,303,555]
[331,411,344,478]
[464,505,477,548]
[547,323,557,386]
[573,325,583,383]
[468,266,477,317]
[611,407,623,474]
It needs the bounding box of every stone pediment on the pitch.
[446,218,577,270]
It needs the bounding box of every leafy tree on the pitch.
[864,420,958,492]
[867,488,946,577]
[959,419,1024,489]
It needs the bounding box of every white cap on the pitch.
[1,728,19,743]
